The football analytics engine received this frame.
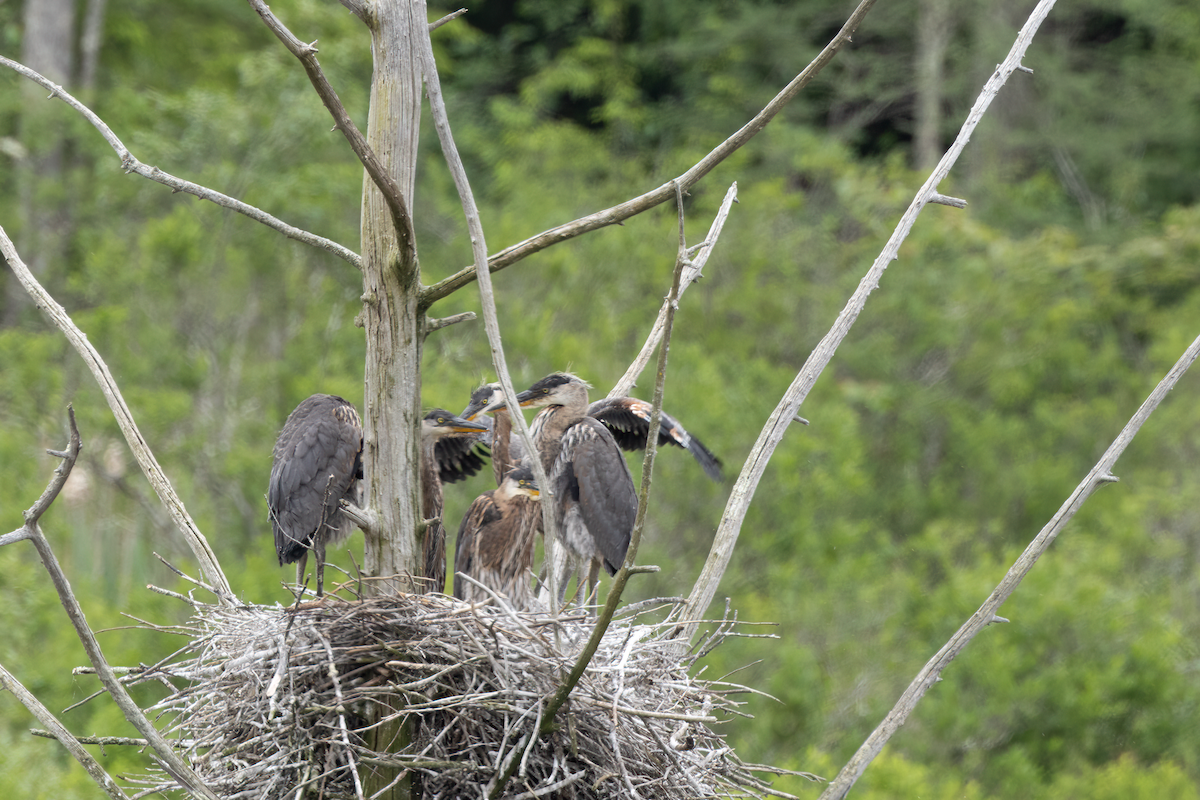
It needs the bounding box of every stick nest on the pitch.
[124,592,813,799]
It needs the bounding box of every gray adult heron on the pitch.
[421,409,490,593]
[484,373,638,606]
[453,466,541,607]
[268,394,363,597]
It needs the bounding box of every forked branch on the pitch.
[0,409,221,800]
[245,0,416,256]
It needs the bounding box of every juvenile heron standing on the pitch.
[268,394,363,597]
[453,466,541,607]
[421,409,489,593]
[485,373,638,607]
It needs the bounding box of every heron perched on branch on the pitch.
[421,409,489,593]
[483,373,638,606]
[453,466,542,607]
[268,394,363,597]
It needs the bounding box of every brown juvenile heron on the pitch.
[484,373,638,607]
[453,466,541,608]
[421,409,489,593]
[268,393,363,597]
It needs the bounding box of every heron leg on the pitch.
[295,551,309,594]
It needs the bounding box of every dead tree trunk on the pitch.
[356,0,425,597]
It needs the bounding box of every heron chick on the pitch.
[453,466,542,608]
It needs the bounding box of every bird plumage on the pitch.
[421,409,490,593]
[268,394,363,597]
[453,466,541,607]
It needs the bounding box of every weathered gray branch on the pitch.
[675,0,1061,645]
[819,331,1200,799]
[413,0,557,578]
[244,0,415,258]
[420,0,878,306]
[611,181,738,398]
[0,225,234,601]
[0,55,361,269]
[0,664,131,800]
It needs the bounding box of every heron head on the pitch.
[422,409,489,439]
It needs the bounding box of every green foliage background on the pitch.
[2,0,1200,796]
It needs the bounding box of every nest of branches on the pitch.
[121,590,812,799]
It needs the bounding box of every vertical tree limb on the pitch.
[675,0,1061,644]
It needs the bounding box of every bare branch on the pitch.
[0,225,234,602]
[420,0,878,306]
[0,55,361,270]
[245,0,416,257]
[819,332,1200,800]
[413,0,556,579]
[674,0,1060,645]
[4,410,221,799]
[0,665,132,800]
[424,310,477,337]
[611,182,738,398]
[430,8,467,31]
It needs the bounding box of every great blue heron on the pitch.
[461,382,528,484]
[421,409,490,593]
[465,383,722,485]
[484,373,638,606]
[268,394,363,597]
[453,466,541,607]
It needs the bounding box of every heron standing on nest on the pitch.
[268,394,363,597]
[453,466,542,607]
[421,409,490,593]
[484,373,638,607]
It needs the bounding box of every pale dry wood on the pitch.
[676,0,1061,647]
[0,665,132,800]
[820,333,1200,799]
[611,181,738,399]
[421,0,879,306]
[413,0,561,602]
[0,225,234,601]
[0,55,361,269]
[244,0,415,255]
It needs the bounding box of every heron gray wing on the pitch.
[561,418,638,575]
[453,490,499,600]
[268,394,362,565]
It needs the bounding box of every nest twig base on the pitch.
[117,592,815,799]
